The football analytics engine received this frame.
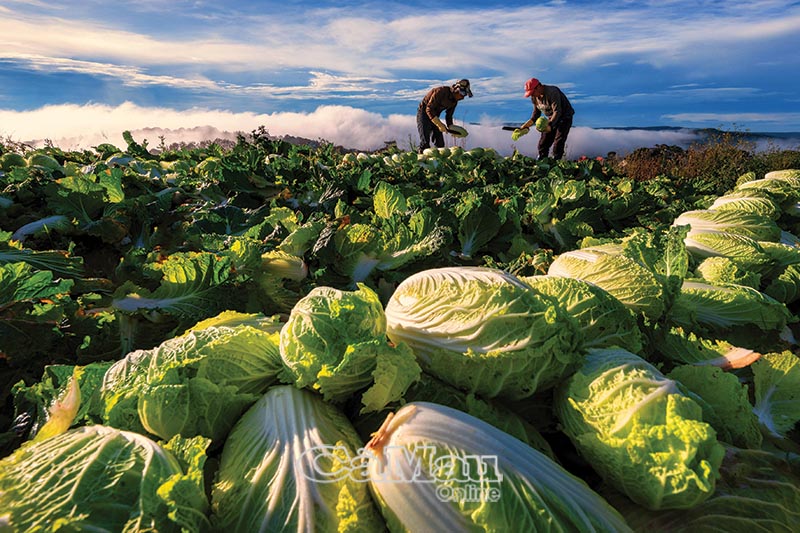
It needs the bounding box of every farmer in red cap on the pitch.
[513,78,574,160]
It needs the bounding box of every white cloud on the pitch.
[4,54,221,90]
[0,101,720,157]
[0,20,267,71]
[2,2,798,102]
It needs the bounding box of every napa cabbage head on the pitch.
[694,256,761,289]
[554,347,725,510]
[668,280,793,333]
[759,239,800,266]
[683,231,776,274]
[364,401,632,532]
[667,364,763,449]
[764,169,800,180]
[604,446,800,532]
[100,317,284,442]
[385,266,581,400]
[210,386,384,533]
[0,426,210,532]
[734,175,800,203]
[751,351,800,440]
[764,263,800,304]
[672,209,781,242]
[708,192,782,219]
[279,283,420,413]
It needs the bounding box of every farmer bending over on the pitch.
[417,79,472,153]
[516,77,574,160]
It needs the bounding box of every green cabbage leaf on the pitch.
[668,280,792,333]
[520,274,644,353]
[752,351,800,439]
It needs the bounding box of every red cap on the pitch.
[524,78,540,97]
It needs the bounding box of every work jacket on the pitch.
[419,86,459,126]
[530,85,574,128]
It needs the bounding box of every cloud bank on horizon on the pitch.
[1,102,798,158]
[1,0,799,154]
[0,101,726,158]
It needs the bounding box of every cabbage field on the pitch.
[1,130,799,531]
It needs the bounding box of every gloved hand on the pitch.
[511,127,530,141]
[431,117,448,133]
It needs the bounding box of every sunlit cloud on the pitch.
[0,101,767,158]
[0,15,259,68]
[0,1,798,132]
[2,2,798,82]
[2,54,221,90]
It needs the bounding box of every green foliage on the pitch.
[1,130,798,529]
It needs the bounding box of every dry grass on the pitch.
[609,130,800,195]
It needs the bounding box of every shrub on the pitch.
[610,129,800,196]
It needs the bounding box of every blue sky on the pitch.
[1,0,799,156]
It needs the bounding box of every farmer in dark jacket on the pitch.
[517,78,574,160]
[417,79,472,153]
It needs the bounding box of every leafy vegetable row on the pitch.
[0,131,717,431]
[1,133,799,531]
